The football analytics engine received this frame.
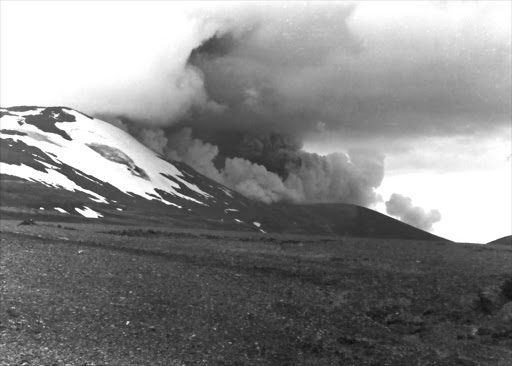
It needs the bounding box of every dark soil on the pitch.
[1,220,511,366]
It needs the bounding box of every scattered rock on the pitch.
[460,293,480,311]
[18,219,36,226]
[457,325,478,340]
[421,307,435,316]
[477,286,504,314]
[449,356,479,366]
[6,307,20,318]
[498,302,512,323]
[473,279,512,316]
[501,277,512,300]
[491,324,512,340]
[476,326,493,336]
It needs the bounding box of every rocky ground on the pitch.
[1,219,511,365]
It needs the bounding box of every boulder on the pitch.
[499,302,512,323]
[477,286,504,314]
[501,277,512,300]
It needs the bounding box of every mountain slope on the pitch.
[1,106,446,241]
[487,235,512,246]
[1,106,258,226]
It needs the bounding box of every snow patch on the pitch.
[0,162,108,203]
[75,206,103,218]
[221,188,234,198]
[253,222,261,228]
[234,219,244,223]
[35,160,58,170]
[8,108,44,116]
[54,207,68,214]
[89,197,109,204]
[75,170,101,184]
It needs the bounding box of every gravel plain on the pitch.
[1,219,511,365]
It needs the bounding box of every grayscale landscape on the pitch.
[1,1,511,365]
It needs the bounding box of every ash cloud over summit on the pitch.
[2,2,508,136]
[116,121,385,206]
[2,1,510,233]
[100,2,389,207]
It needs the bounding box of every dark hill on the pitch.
[259,203,447,241]
[487,235,512,245]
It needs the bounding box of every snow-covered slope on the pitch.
[0,106,262,230]
[1,107,210,205]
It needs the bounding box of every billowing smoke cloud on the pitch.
[166,128,223,183]
[2,2,508,209]
[173,129,384,206]
[180,1,510,144]
[222,157,296,204]
[385,193,441,231]
[4,1,506,136]
[285,149,384,206]
[123,123,384,206]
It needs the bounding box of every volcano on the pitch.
[0,106,445,241]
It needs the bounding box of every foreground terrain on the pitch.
[1,220,511,366]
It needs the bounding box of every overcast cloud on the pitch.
[2,1,509,138]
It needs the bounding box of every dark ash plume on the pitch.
[116,123,385,206]
[95,3,387,207]
[94,2,507,209]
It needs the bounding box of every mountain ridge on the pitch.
[0,105,447,241]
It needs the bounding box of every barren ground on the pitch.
[1,219,511,365]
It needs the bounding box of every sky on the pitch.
[1,1,510,243]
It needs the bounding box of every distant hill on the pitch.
[258,203,447,241]
[487,235,512,246]
[1,106,447,242]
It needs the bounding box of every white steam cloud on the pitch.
[385,193,441,231]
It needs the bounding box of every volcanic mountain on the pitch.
[0,106,445,241]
